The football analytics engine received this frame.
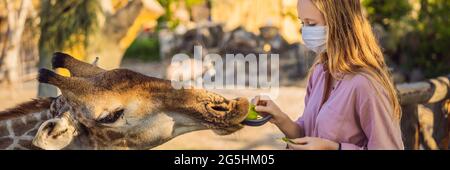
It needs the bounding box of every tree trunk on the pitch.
[85,33,126,70]
[86,0,164,69]
[37,46,58,97]
[85,0,145,69]
[37,0,56,97]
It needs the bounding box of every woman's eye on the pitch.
[97,109,124,124]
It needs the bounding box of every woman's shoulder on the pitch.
[347,73,372,88]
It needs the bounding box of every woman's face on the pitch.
[297,0,326,26]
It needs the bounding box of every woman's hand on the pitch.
[251,95,288,125]
[250,95,305,139]
[286,137,339,150]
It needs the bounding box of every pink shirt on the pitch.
[296,64,404,150]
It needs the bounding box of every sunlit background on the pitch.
[0,0,449,149]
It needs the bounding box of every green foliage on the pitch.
[362,0,412,28]
[363,0,450,78]
[123,36,160,62]
[404,0,450,77]
[39,0,99,51]
[186,0,206,7]
[157,0,179,30]
[157,0,206,30]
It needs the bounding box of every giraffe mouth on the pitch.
[200,97,249,135]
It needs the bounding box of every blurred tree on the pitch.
[38,0,164,97]
[157,0,180,30]
[156,0,206,30]
[1,0,32,88]
[363,0,450,79]
[362,0,412,29]
[400,0,450,77]
[38,0,100,97]
[210,0,301,44]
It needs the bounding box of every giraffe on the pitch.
[0,111,49,150]
[0,96,67,149]
[0,52,249,150]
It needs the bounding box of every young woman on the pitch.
[252,0,404,150]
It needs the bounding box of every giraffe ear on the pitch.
[32,113,77,150]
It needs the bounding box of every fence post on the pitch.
[401,104,420,150]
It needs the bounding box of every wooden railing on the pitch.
[397,74,450,150]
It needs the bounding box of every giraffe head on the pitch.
[32,52,249,150]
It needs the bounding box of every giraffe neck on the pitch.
[0,110,52,150]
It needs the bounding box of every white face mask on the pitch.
[301,26,327,53]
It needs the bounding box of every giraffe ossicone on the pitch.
[0,52,250,150]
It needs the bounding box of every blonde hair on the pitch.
[308,0,401,121]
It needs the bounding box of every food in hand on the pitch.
[246,104,259,120]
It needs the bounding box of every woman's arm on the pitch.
[252,64,319,139]
[274,113,305,138]
[356,94,404,150]
[354,77,404,150]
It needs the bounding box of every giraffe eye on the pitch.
[97,109,124,124]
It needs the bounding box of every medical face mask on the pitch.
[301,26,327,53]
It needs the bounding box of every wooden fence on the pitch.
[398,74,450,149]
